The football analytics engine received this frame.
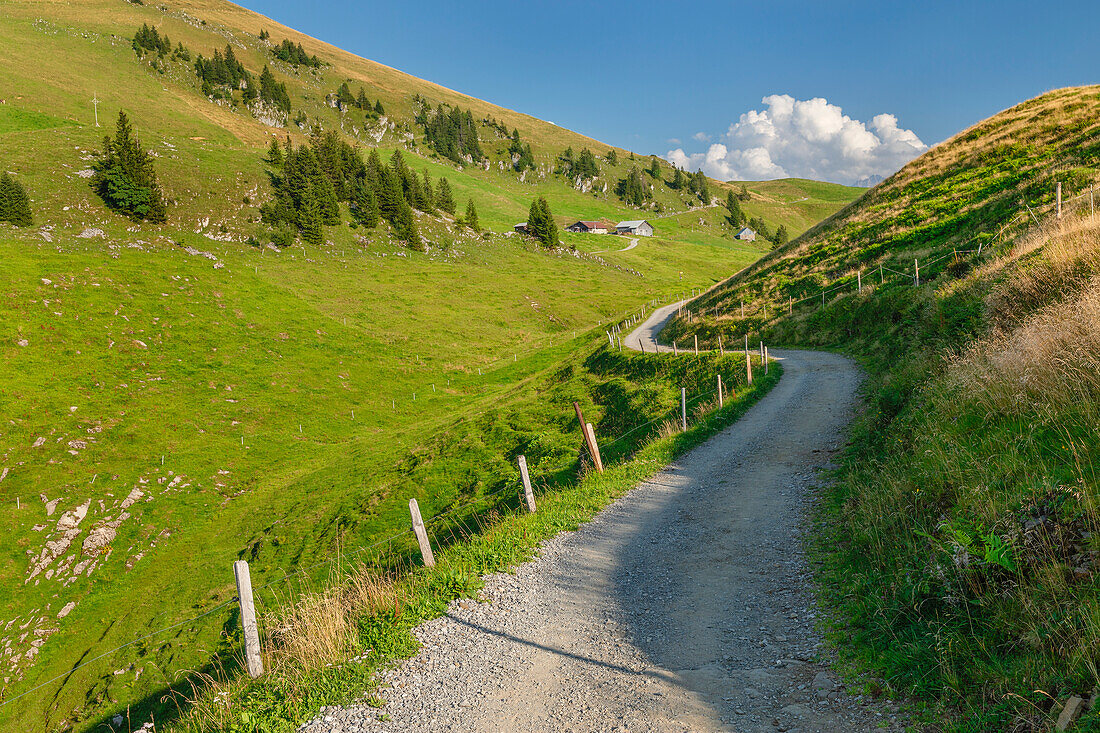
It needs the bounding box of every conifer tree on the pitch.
[91,110,167,222]
[436,177,456,215]
[374,100,385,115]
[420,170,434,212]
[691,170,710,203]
[773,224,789,248]
[648,156,662,179]
[297,184,323,244]
[357,88,369,109]
[725,189,742,225]
[672,166,686,190]
[465,199,479,233]
[739,183,750,201]
[267,137,284,166]
[606,149,618,166]
[351,178,379,228]
[538,197,558,246]
[0,172,32,227]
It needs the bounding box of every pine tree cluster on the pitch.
[90,111,167,223]
[0,172,33,227]
[132,24,171,56]
[257,66,292,114]
[525,197,558,247]
[272,39,323,67]
[194,45,250,97]
[508,129,534,172]
[557,147,598,180]
[259,29,270,41]
[333,83,384,118]
[417,104,484,164]
[262,131,479,249]
[615,166,652,207]
[606,149,618,166]
[689,170,710,203]
[132,24,190,63]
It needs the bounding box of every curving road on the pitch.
[302,308,905,732]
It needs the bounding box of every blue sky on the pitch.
[239,0,1100,183]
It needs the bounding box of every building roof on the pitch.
[616,220,649,228]
[737,226,756,236]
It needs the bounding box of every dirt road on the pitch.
[302,311,904,732]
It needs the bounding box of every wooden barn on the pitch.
[615,220,654,237]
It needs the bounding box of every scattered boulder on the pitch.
[76,227,105,239]
[1057,696,1086,730]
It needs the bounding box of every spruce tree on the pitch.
[436,177,456,215]
[352,178,379,228]
[739,183,750,201]
[725,190,742,225]
[297,184,324,244]
[538,197,558,246]
[91,110,167,223]
[606,149,618,166]
[527,198,544,241]
[464,199,479,232]
[374,100,385,115]
[420,169,434,212]
[672,166,686,190]
[0,173,32,227]
[648,156,662,179]
[267,137,283,166]
[773,224,789,248]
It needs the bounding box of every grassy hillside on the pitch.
[666,86,1100,730]
[0,0,859,730]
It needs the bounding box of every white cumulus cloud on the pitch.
[666,94,927,185]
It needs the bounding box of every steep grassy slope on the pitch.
[667,86,1100,730]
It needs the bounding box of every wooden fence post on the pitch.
[880,264,884,284]
[673,340,678,355]
[718,334,724,356]
[857,270,862,293]
[717,374,724,408]
[764,346,769,375]
[914,258,920,286]
[233,561,264,678]
[744,334,753,385]
[1057,181,1062,219]
[763,302,767,320]
[694,335,699,355]
[759,341,764,363]
[574,402,604,472]
[681,387,687,431]
[740,299,744,318]
[518,455,536,512]
[788,295,792,315]
[586,423,603,469]
[821,291,825,309]
[409,498,435,567]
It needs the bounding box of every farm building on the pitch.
[615,220,653,236]
[736,226,757,241]
[513,222,528,233]
[565,220,612,234]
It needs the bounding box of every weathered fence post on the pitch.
[574,402,604,473]
[717,374,724,408]
[744,335,753,385]
[518,455,536,513]
[763,302,767,320]
[694,335,699,355]
[788,295,792,315]
[880,264,884,284]
[673,340,678,355]
[759,341,764,364]
[1057,181,1062,219]
[681,387,687,431]
[586,423,603,469]
[914,258,920,286]
[409,498,435,567]
[718,334,724,356]
[233,561,264,678]
[821,291,825,309]
[765,346,769,375]
[857,270,862,293]
[740,299,744,318]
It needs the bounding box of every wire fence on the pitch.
[673,181,1099,331]
[0,303,758,715]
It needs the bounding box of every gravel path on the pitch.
[301,309,905,733]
